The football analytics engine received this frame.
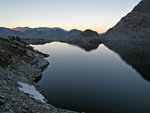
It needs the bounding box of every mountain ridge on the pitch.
[0,27,82,41]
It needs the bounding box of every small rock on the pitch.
[0,98,5,105]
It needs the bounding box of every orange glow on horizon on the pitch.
[63,26,109,34]
[3,25,111,34]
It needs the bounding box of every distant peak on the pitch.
[12,27,32,32]
[69,29,81,32]
[80,29,99,37]
[51,27,67,32]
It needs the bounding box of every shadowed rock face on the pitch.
[102,0,150,41]
[133,0,150,13]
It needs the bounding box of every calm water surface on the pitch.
[33,42,150,113]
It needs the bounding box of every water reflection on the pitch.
[66,40,150,82]
[104,40,150,82]
[62,41,100,51]
[33,41,150,113]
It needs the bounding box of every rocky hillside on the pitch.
[0,37,77,113]
[102,0,150,41]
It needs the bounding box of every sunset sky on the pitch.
[0,0,141,33]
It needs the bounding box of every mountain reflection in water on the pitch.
[104,40,150,82]
[33,41,150,113]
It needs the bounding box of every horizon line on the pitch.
[1,26,109,34]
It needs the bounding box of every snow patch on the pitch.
[18,82,45,103]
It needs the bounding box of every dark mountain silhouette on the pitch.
[64,29,101,51]
[67,30,99,41]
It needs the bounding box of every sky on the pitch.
[0,0,141,33]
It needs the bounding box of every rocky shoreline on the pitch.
[0,38,77,113]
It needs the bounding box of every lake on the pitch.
[33,42,150,113]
